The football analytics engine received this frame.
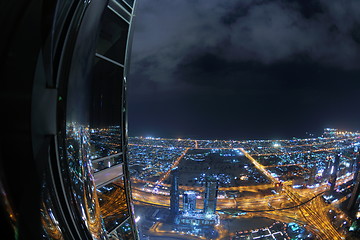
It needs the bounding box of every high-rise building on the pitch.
[347,172,360,219]
[0,1,138,239]
[170,167,180,217]
[352,154,360,185]
[329,153,341,193]
[323,156,333,180]
[183,191,197,214]
[347,155,360,219]
[203,178,218,215]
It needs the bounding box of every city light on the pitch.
[127,128,360,239]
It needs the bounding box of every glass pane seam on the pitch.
[107,216,130,235]
[92,152,123,163]
[95,53,124,68]
[121,0,133,10]
[107,5,130,24]
[111,0,132,15]
[95,175,124,188]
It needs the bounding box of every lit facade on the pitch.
[0,0,138,239]
[128,132,360,239]
[183,191,197,214]
[329,153,341,193]
[348,156,360,218]
[203,179,218,215]
[170,167,180,217]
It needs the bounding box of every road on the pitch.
[240,148,344,240]
[130,148,345,239]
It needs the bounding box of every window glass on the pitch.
[97,178,129,231]
[113,0,132,14]
[90,58,124,159]
[92,154,124,173]
[96,8,129,64]
[123,0,134,8]
[115,218,136,240]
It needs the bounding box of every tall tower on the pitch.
[347,172,360,218]
[183,191,197,214]
[170,167,180,217]
[323,156,332,180]
[352,154,360,185]
[329,153,341,193]
[347,154,360,218]
[203,178,218,215]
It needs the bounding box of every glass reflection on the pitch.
[0,180,17,238]
[92,153,123,173]
[90,126,122,160]
[115,218,136,240]
[97,178,129,231]
[40,182,64,240]
[96,7,129,64]
[90,58,124,159]
[65,122,105,239]
[55,0,137,238]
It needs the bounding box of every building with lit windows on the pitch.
[204,178,219,215]
[170,167,180,218]
[0,0,138,239]
[183,191,197,214]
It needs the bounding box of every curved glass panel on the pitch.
[115,217,136,240]
[58,1,109,238]
[90,58,124,160]
[40,181,65,240]
[64,123,105,239]
[97,178,129,232]
[92,154,124,173]
[96,7,129,64]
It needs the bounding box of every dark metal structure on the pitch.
[0,0,138,239]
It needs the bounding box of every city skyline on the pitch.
[128,0,360,140]
[128,128,360,239]
[3,1,360,239]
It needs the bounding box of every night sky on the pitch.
[127,0,360,140]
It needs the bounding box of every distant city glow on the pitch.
[273,143,281,148]
[125,128,360,239]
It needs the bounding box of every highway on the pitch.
[156,148,190,185]
[124,134,360,239]
[240,148,344,240]
[129,148,347,239]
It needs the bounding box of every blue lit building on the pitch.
[329,153,341,193]
[204,179,219,215]
[183,191,197,214]
[170,167,180,218]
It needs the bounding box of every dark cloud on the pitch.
[128,0,360,139]
[131,0,360,81]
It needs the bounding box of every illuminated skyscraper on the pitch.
[0,1,139,239]
[203,179,218,215]
[347,173,360,218]
[329,153,341,193]
[183,191,197,214]
[170,167,180,217]
[352,154,360,185]
[348,155,360,218]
